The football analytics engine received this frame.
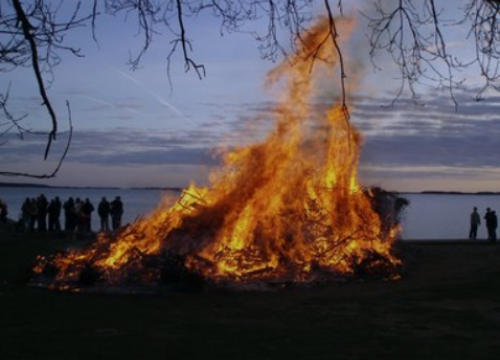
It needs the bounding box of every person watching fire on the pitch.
[469,207,481,240]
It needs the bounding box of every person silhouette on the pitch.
[81,198,95,232]
[63,197,76,232]
[98,197,110,231]
[485,208,495,240]
[0,198,7,223]
[110,196,124,231]
[490,211,498,242]
[469,207,481,240]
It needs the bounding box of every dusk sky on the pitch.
[2,0,500,192]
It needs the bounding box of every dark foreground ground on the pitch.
[1,233,500,360]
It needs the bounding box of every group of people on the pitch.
[469,206,498,241]
[20,194,61,233]
[97,196,124,231]
[19,194,124,234]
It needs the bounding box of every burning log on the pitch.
[78,263,102,286]
[349,250,402,280]
[159,253,205,288]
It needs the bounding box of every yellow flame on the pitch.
[42,16,401,287]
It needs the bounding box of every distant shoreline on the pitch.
[0,182,182,192]
[405,191,500,195]
[1,182,497,195]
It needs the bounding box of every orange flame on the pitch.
[35,17,402,288]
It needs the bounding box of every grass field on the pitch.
[1,233,500,360]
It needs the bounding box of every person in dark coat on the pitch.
[48,199,58,232]
[0,199,7,223]
[98,197,110,232]
[469,206,481,240]
[490,211,498,241]
[29,198,38,233]
[74,198,84,232]
[484,208,497,241]
[21,198,31,232]
[47,197,62,232]
[63,197,76,232]
[36,194,49,232]
[54,196,62,230]
[81,198,95,232]
[110,196,124,231]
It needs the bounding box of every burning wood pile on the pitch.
[33,17,406,291]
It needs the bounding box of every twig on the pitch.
[0,100,73,178]
[12,0,58,159]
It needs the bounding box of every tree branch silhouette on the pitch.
[0,100,73,178]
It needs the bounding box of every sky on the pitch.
[1,0,500,192]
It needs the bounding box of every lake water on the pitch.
[0,187,180,231]
[0,187,496,240]
[401,193,498,240]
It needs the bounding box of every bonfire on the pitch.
[34,17,405,290]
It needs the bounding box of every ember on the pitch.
[34,17,404,290]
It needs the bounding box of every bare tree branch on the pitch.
[0,100,73,178]
[0,84,28,140]
[1,0,92,177]
[324,0,349,122]
[174,0,205,78]
[12,0,57,159]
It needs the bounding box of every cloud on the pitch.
[2,86,500,190]
[343,89,500,191]
[82,147,219,166]
[0,127,223,167]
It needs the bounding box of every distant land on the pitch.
[0,182,182,192]
[419,191,500,195]
[0,182,52,189]
[0,182,498,195]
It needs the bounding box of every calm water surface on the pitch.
[1,187,497,240]
[0,187,179,231]
[401,193,500,240]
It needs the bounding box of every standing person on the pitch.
[81,198,95,232]
[490,211,498,241]
[53,196,62,231]
[21,198,31,232]
[110,196,124,231]
[469,207,481,240]
[29,198,38,233]
[0,199,7,223]
[47,197,62,232]
[74,198,84,232]
[47,199,58,232]
[36,194,49,232]
[63,197,76,232]
[485,208,494,240]
[98,197,110,231]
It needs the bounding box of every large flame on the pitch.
[34,17,402,289]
